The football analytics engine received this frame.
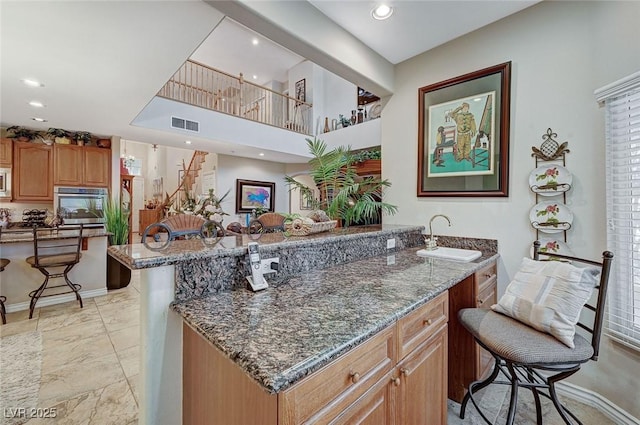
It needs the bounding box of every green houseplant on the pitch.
[285,137,397,226]
[104,196,131,289]
[73,131,92,146]
[7,126,40,142]
[46,128,71,144]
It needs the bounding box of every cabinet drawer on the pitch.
[279,324,396,425]
[397,291,448,360]
[476,277,497,309]
[475,261,497,290]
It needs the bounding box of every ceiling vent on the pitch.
[171,116,199,132]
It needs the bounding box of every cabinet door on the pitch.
[397,326,448,425]
[13,142,53,201]
[329,374,395,425]
[0,138,12,167]
[54,144,83,186]
[83,147,110,187]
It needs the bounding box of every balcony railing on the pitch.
[157,60,313,135]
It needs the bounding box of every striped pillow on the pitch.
[492,257,599,348]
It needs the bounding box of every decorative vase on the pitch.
[350,110,357,125]
[97,138,111,149]
[324,117,330,133]
[55,136,70,144]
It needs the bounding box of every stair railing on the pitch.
[158,60,313,135]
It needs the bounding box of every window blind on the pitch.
[601,77,640,350]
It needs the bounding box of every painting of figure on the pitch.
[427,91,495,178]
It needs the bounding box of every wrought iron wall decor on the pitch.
[529,128,572,249]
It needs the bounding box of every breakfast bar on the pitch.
[108,225,498,425]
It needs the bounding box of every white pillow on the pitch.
[491,257,600,348]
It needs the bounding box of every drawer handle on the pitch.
[350,371,360,384]
[477,295,492,306]
[423,318,433,326]
[484,272,495,279]
[391,377,401,386]
[400,368,409,376]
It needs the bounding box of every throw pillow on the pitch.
[492,257,600,348]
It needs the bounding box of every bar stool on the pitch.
[0,258,8,324]
[25,225,84,319]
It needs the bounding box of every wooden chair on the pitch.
[25,225,84,319]
[257,212,285,233]
[458,241,613,425]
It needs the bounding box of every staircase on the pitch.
[160,150,208,211]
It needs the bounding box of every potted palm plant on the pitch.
[73,131,92,146]
[285,137,397,227]
[104,196,131,289]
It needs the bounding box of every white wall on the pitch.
[217,154,289,224]
[382,1,640,417]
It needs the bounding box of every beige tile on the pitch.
[42,332,115,372]
[93,287,139,307]
[27,379,138,425]
[40,318,106,346]
[107,325,139,353]
[38,351,125,407]
[101,308,139,334]
[37,304,102,333]
[127,374,139,406]
[37,299,95,319]
[4,308,37,323]
[0,317,38,337]
[116,345,139,378]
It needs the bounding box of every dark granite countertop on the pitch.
[108,224,423,269]
[171,246,499,394]
[0,226,109,244]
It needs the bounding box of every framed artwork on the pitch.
[417,62,511,197]
[295,79,306,104]
[235,179,275,213]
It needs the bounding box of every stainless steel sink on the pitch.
[417,247,482,262]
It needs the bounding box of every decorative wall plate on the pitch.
[529,164,572,195]
[369,104,382,119]
[531,238,574,259]
[529,201,573,233]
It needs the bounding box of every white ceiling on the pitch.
[0,0,539,163]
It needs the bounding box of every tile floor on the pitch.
[0,270,615,425]
[0,272,141,425]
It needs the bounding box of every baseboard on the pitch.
[5,288,108,313]
[557,381,640,425]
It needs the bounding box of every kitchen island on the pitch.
[0,226,109,311]
[108,224,498,425]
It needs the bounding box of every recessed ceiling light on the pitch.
[185,140,192,145]
[31,117,47,122]
[21,78,44,87]
[258,152,265,157]
[371,4,393,20]
[29,101,45,108]
[252,75,258,80]
[252,38,259,46]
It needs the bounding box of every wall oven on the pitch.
[54,186,109,226]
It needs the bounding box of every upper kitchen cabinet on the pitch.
[54,144,111,187]
[0,138,12,167]
[13,141,54,202]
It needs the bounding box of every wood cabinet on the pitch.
[447,260,498,403]
[183,291,449,425]
[0,138,12,167]
[54,144,110,187]
[139,209,163,236]
[12,141,53,202]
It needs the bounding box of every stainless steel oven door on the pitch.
[54,186,108,225]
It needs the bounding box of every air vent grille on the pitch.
[171,116,199,132]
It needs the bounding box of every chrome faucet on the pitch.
[425,214,451,250]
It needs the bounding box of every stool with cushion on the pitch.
[0,258,9,324]
[25,225,84,319]
[458,241,613,425]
